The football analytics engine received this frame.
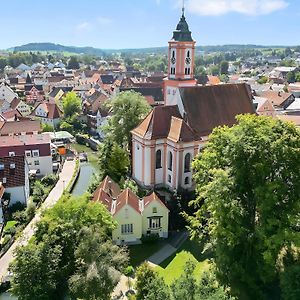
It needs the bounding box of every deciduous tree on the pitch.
[187,115,300,299]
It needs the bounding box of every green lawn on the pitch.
[129,241,166,267]
[155,239,211,285]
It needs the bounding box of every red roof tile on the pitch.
[114,188,141,215]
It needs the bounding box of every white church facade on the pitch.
[131,9,255,191]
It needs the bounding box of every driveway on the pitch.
[0,159,76,281]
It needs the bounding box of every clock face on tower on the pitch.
[171,57,176,65]
[185,57,191,65]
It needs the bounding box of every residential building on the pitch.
[261,90,295,110]
[0,134,53,176]
[0,119,41,136]
[253,96,276,117]
[0,156,30,206]
[0,83,18,104]
[31,102,63,128]
[92,176,169,244]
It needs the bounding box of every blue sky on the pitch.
[0,0,299,49]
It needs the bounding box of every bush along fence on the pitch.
[0,174,59,256]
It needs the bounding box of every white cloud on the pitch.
[186,0,289,16]
[97,16,113,25]
[76,22,92,32]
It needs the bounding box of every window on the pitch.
[125,208,129,219]
[168,174,171,183]
[172,50,175,58]
[0,164,4,171]
[168,151,173,171]
[34,160,39,166]
[185,177,190,185]
[121,224,133,235]
[149,218,161,229]
[152,207,157,213]
[156,150,162,169]
[184,153,191,173]
[10,163,15,169]
[2,177,6,183]
[187,50,190,58]
[32,150,39,157]
[25,150,31,157]
[9,152,15,157]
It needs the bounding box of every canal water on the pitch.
[71,162,98,196]
[0,293,16,300]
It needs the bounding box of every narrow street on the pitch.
[0,159,76,281]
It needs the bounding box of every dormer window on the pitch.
[10,163,15,169]
[9,152,15,157]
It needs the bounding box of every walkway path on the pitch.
[147,231,189,266]
[0,159,76,281]
[111,231,189,299]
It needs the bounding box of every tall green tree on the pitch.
[98,138,130,182]
[62,92,81,118]
[10,243,63,300]
[67,56,80,69]
[187,115,300,299]
[69,226,128,300]
[219,61,229,75]
[11,194,119,299]
[105,91,151,148]
[287,71,296,83]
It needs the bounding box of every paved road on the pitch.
[0,159,76,281]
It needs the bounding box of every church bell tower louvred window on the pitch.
[168,2,196,80]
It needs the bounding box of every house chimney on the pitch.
[278,91,281,97]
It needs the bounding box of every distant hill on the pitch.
[9,42,288,56]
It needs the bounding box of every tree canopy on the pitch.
[104,91,151,148]
[67,56,80,69]
[187,115,300,299]
[98,137,130,183]
[62,92,82,119]
[10,194,127,300]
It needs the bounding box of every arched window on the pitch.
[168,175,172,183]
[184,153,191,173]
[184,177,190,185]
[187,50,190,58]
[168,151,173,171]
[156,150,162,169]
[172,50,175,58]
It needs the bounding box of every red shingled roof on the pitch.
[114,188,141,215]
[132,105,182,139]
[143,192,169,211]
[180,83,254,137]
[0,120,41,136]
[32,102,63,120]
[0,156,26,188]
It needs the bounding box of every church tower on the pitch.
[164,6,197,106]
